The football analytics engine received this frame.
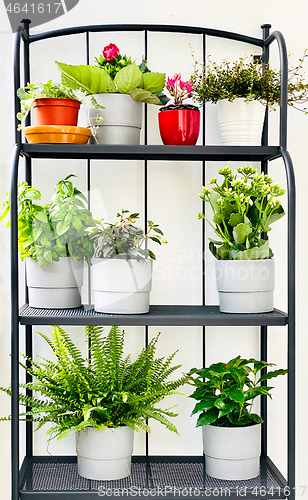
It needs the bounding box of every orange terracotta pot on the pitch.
[33,98,80,126]
[23,125,91,144]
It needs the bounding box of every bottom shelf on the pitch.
[20,456,287,499]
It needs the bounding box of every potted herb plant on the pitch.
[87,209,167,314]
[191,53,308,145]
[0,175,95,308]
[17,80,103,144]
[187,356,287,480]
[198,165,285,313]
[0,325,186,480]
[158,73,200,145]
[56,43,168,144]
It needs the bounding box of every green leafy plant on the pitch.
[17,80,103,130]
[191,52,308,111]
[0,325,187,440]
[198,165,285,260]
[0,174,95,267]
[56,42,168,105]
[87,209,167,260]
[187,355,287,428]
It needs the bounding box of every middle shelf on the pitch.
[20,144,283,161]
[19,304,288,326]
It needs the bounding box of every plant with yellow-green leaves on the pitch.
[198,165,285,260]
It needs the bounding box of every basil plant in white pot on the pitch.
[188,356,287,480]
[0,175,95,309]
[56,42,168,145]
[0,325,187,480]
[198,165,285,313]
[87,209,167,314]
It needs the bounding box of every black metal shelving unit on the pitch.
[10,21,295,500]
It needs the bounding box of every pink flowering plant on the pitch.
[57,43,169,105]
[166,74,193,105]
[95,43,132,80]
[161,73,198,111]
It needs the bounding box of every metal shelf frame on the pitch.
[10,21,296,500]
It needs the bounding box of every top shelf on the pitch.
[20,144,282,161]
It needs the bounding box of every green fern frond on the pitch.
[141,407,179,434]
[0,325,186,440]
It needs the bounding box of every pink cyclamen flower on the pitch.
[185,81,193,93]
[166,77,175,89]
[102,43,120,61]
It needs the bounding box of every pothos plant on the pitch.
[87,209,167,260]
[191,52,308,112]
[16,80,103,130]
[0,174,95,267]
[187,355,287,427]
[56,42,169,105]
[198,165,285,260]
[0,325,187,440]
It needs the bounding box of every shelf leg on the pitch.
[25,325,33,457]
[280,148,296,500]
[261,325,268,457]
[11,145,21,500]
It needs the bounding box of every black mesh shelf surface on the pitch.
[21,144,282,161]
[20,456,287,499]
[19,304,288,326]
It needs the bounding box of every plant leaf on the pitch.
[225,387,245,405]
[129,88,162,105]
[257,369,288,383]
[56,62,116,94]
[234,240,270,260]
[143,72,166,94]
[233,223,252,245]
[267,205,285,226]
[249,413,263,424]
[114,63,143,94]
[229,213,243,227]
[196,407,219,427]
[191,396,217,415]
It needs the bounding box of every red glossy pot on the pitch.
[158,108,200,145]
[33,98,80,126]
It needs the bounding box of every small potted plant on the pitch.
[0,325,187,480]
[0,175,95,309]
[17,80,103,144]
[87,209,167,314]
[158,73,200,145]
[198,165,285,313]
[56,43,168,144]
[191,52,308,145]
[187,355,287,480]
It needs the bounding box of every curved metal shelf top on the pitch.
[22,21,265,47]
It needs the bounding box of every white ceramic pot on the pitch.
[92,257,152,314]
[26,257,83,309]
[88,93,143,144]
[217,98,266,145]
[202,424,261,480]
[77,426,134,480]
[215,259,275,313]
